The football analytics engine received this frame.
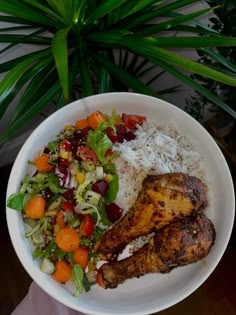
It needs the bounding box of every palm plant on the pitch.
[1,0,236,145]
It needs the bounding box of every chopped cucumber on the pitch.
[32,229,44,245]
[64,211,80,227]
[82,160,95,172]
[96,166,104,180]
[24,217,38,229]
[40,258,55,274]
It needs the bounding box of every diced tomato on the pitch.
[106,127,117,143]
[80,214,94,237]
[122,114,146,130]
[61,201,74,212]
[92,180,108,196]
[60,139,71,151]
[77,146,97,164]
[105,148,114,157]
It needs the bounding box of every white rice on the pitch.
[113,121,204,212]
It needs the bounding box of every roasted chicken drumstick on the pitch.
[95,173,207,260]
[97,214,215,289]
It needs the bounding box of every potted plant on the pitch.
[0,0,236,145]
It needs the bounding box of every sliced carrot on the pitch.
[53,260,72,283]
[87,111,106,130]
[56,210,65,229]
[73,247,89,269]
[55,227,80,252]
[34,155,54,173]
[25,196,46,219]
[75,118,90,129]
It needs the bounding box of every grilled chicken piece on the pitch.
[95,173,207,260]
[97,214,215,289]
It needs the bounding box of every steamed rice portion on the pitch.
[113,121,204,212]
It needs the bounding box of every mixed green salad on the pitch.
[7,110,146,295]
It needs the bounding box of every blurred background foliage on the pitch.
[185,0,236,172]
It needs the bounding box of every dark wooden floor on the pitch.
[1,164,236,315]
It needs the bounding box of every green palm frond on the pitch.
[0,0,236,145]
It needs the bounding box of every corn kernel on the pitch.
[67,151,73,162]
[76,172,85,184]
[59,149,69,159]
[54,223,61,235]
[45,209,58,217]
[88,259,96,272]
[104,173,113,183]
[64,125,75,132]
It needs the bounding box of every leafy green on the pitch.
[97,203,111,226]
[103,173,119,204]
[7,192,28,211]
[47,140,60,151]
[82,272,92,292]
[73,264,84,296]
[32,248,45,260]
[87,122,119,164]
[55,248,67,260]
[20,172,65,195]
[93,226,107,241]
[32,239,58,259]
[80,236,91,247]
[103,163,116,174]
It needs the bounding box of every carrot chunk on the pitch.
[87,111,106,130]
[34,155,54,173]
[75,118,90,129]
[56,210,65,229]
[25,195,46,219]
[55,227,80,252]
[73,247,89,269]
[53,260,72,283]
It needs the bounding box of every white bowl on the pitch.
[6,92,235,315]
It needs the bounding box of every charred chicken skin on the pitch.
[97,214,215,289]
[95,173,207,260]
